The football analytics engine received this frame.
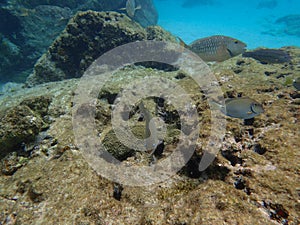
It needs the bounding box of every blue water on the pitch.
[154,0,300,49]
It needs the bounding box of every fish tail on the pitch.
[176,37,189,49]
[209,99,223,111]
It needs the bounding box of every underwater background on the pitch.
[154,0,300,49]
[0,1,299,224]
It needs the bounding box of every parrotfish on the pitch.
[293,77,300,91]
[179,35,246,62]
[242,48,291,64]
[213,97,264,119]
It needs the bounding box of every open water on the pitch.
[154,0,300,49]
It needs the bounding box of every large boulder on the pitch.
[26,11,147,85]
[26,11,176,86]
[0,5,73,83]
[0,0,158,83]
[0,105,44,158]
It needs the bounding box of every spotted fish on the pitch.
[179,35,247,62]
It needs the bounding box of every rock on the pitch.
[221,149,243,166]
[1,152,29,175]
[234,176,246,190]
[0,82,23,94]
[20,5,73,58]
[0,34,23,83]
[0,105,43,158]
[26,11,147,86]
[0,5,72,83]
[26,11,177,86]
[0,0,158,83]
[262,200,289,223]
[252,143,267,155]
[146,26,177,42]
[1,44,300,224]
[20,95,52,117]
[102,128,136,161]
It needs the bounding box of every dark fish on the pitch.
[242,48,291,64]
[293,77,300,91]
[179,35,247,62]
[274,15,300,37]
[213,97,264,119]
[275,14,300,25]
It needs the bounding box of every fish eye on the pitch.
[234,40,239,44]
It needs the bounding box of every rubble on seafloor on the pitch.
[0,45,299,224]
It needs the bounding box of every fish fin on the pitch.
[209,100,222,111]
[227,48,234,57]
[176,37,189,48]
[135,5,142,10]
[119,7,126,11]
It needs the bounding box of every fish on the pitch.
[212,97,264,119]
[121,0,141,18]
[242,49,291,64]
[179,35,247,62]
[139,101,159,151]
[293,77,300,91]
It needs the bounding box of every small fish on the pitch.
[242,48,291,64]
[213,97,264,119]
[179,35,246,62]
[121,0,141,18]
[293,77,300,91]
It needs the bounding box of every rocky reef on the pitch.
[0,44,299,224]
[26,11,174,86]
[0,0,158,83]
